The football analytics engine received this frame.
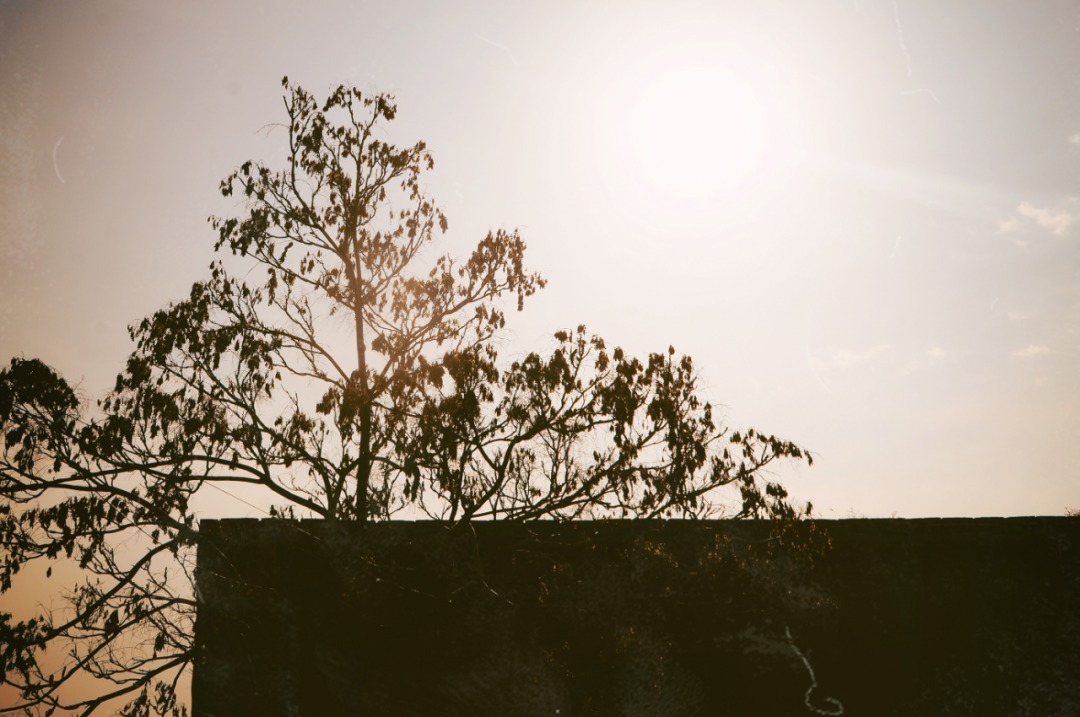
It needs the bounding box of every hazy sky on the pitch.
[2,0,1079,518]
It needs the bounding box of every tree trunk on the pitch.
[346,232,372,523]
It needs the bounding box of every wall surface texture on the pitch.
[194,518,1080,716]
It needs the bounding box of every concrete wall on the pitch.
[194,518,1080,716]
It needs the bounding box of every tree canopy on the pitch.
[0,78,811,715]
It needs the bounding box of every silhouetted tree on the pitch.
[0,78,811,715]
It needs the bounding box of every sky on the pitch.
[2,0,1079,519]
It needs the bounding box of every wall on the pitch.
[194,518,1080,716]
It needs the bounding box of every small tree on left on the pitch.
[1,79,812,715]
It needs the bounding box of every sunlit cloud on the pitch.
[901,346,947,375]
[805,344,891,391]
[1069,132,1080,145]
[1006,310,1035,321]
[1011,344,1052,359]
[828,345,890,370]
[1018,202,1077,235]
[999,200,1078,237]
[996,216,1022,234]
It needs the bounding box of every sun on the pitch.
[586,45,805,234]
[622,63,771,199]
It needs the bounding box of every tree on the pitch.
[0,78,812,715]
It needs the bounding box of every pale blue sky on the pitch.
[2,0,1079,517]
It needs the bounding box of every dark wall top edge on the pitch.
[200,516,1076,527]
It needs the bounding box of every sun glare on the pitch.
[623,64,771,199]
[583,36,807,235]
